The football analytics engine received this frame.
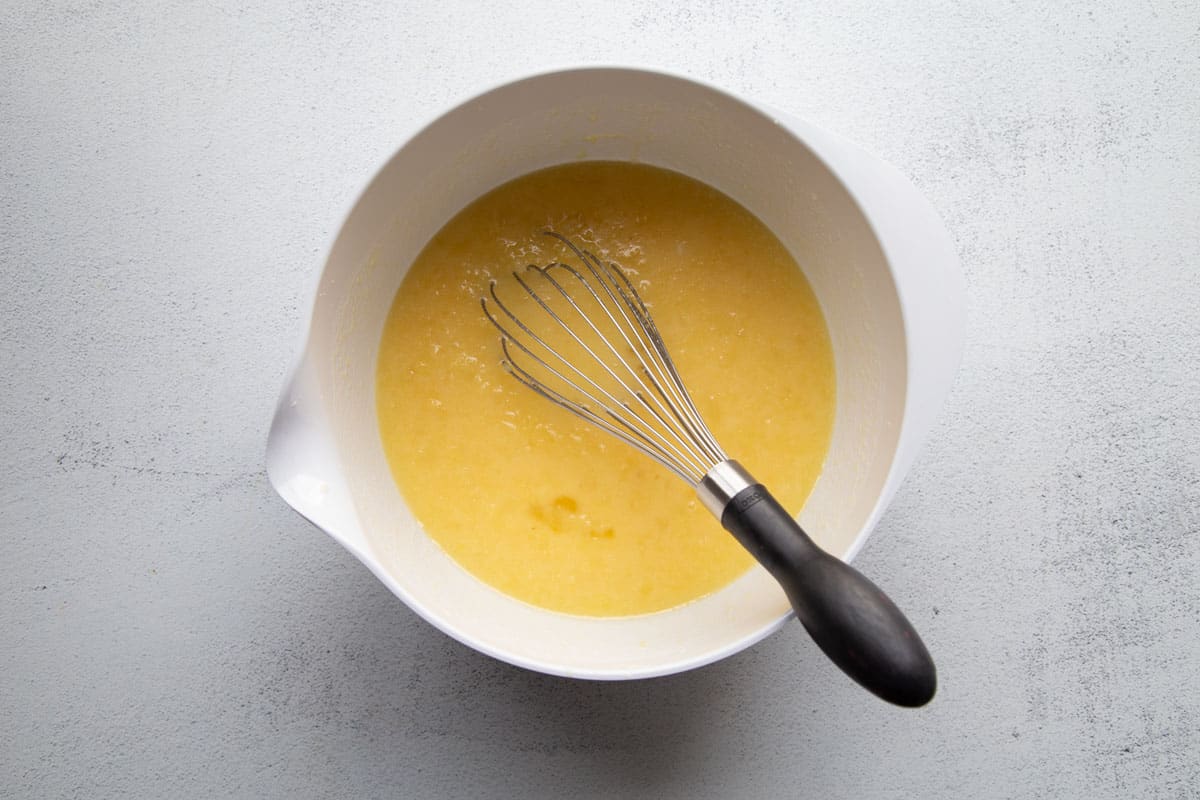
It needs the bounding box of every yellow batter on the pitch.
[376,162,835,616]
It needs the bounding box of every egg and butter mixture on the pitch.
[376,162,835,616]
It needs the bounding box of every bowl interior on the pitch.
[304,68,905,677]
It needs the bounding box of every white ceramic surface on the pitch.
[265,67,965,679]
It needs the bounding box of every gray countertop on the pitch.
[3,1,1198,797]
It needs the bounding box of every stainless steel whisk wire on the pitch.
[481,233,727,484]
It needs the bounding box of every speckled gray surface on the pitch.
[2,1,1198,797]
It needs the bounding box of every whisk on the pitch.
[481,232,936,707]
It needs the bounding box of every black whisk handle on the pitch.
[720,485,936,707]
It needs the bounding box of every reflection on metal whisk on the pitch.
[481,231,726,484]
[480,232,937,708]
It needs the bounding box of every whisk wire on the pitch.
[598,254,727,463]
[498,339,696,483]
[481,234,732,484]
[483,279,710,480]
[554,236,727,465]
[528,263,717,474]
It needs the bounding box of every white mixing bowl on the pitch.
[266,67,964,679]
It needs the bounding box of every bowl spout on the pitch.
[266,354,372,559]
